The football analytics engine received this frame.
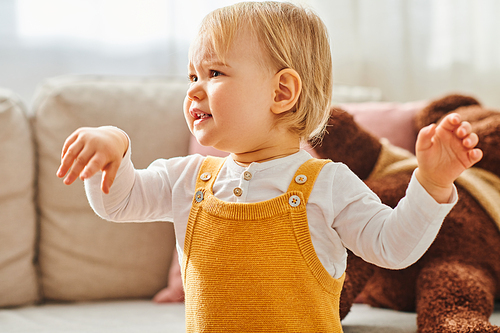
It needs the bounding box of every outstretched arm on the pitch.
[57,126,129,194]
[415,113,482,203]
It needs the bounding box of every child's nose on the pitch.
[187,82,205,102]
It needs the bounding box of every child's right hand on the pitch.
[56,126,129,194]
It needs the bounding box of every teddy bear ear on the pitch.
[414,94,480,131]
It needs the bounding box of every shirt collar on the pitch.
[226,150,312,173]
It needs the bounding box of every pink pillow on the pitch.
[339,100,429,154]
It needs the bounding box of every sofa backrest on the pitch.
[0,88,39,307]
[31,75,190,302]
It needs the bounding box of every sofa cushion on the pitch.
[32,76,190,301]
[0,88,39,307]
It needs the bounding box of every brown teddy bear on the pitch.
[313,94,500,333]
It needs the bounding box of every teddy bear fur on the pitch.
[313,94,500,332]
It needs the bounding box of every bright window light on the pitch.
[16,0,172,46]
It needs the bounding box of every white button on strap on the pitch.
[289,195,301,207]
[233,187,243,197]
[200,172,211,181]
[295,175,307,184]
[243,171,252,181]
[195,190,204,203]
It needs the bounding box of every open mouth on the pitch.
[195,112,212,120]
[191,108,212,121]
[190,108,212,127]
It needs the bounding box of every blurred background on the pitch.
[1,0,500,108]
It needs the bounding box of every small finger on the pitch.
[462,132,479,149]
[60,129,86,159]
[456,121,472,139]
[63,147,95,185]
[57,140,85,178]
[468,148,483,165]
[439,113,461,132]
[61,134,76,158]
[80,152,108,181]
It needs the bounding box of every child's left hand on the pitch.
[415,113,483,203]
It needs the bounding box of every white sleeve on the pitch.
[330,163,457,269]
[84,141,203,223]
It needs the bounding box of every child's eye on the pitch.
[210,70,223,78]
[188,74,198,83]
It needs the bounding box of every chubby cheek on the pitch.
[183,97,194,134]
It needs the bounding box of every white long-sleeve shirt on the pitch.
[85,147,456,279]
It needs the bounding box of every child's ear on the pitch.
[271,68,302,115]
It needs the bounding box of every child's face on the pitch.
[184,30,280,155]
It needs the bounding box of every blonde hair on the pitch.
[195,1,332,142]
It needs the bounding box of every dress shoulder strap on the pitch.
[287,158,331,204]
[195,156,227,192]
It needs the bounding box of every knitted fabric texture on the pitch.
[182,156,345,332]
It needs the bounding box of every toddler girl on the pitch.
[57,2,482,332]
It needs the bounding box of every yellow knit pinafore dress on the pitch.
[182,156,345,332]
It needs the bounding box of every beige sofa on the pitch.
[1,75,499,332]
